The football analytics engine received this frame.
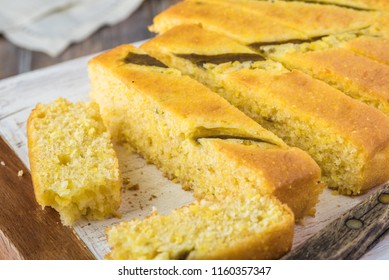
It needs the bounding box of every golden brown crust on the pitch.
[150,0,305,44]
[346,36,389,65]
[313,0,389,10]
[209,140,323,219]
[195,0,375,36]
[280,48,389,103]
[151,0,375,44]
[144,24,255,55]
[229,69,389,156]
[27,105,45,206]
[89,44,283,145]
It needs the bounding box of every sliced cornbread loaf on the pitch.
[142,24,389,194]
[268,40,389,116]
[150,0,375,46]
[107,194,294,260]
[88,44,323,220]
[27,98,121,225]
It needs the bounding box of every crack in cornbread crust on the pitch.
[150,0,376,45]
[270,47,389,116]
[345,36,389,65]
[196,0,376,37]
[106,194,294,260]
[150,0,305,44]
[142,24,389,194]
[293,0,389,10]
[225,69,389,193]
[27,98,121,225]
[88,44,322,220]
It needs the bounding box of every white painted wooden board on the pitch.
[0,43,388,259]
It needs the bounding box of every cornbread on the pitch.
[150,0,375,46]
[27,98,121,225]
[297,0,389,10]
[269,42,389,116]
[107,194,294,260]
[198,0,376,38]
[345,36,389,65]
[142,24,389,194]
[88,44,323,220]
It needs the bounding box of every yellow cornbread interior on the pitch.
[28,98,121,225]
[107,194,293,260]
[89,64,279,200]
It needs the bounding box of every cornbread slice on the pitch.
[297,0,389,10]
[27,98,121,225]
[88,44,323,220]
[345,36,389,65]
[268,42,389,116]
[107,194,294,260]
[150,0,305,45]
[194,0,376,39]
[142,24,389,194]
[150,0,375,46]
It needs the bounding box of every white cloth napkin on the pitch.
[0,0,143,56]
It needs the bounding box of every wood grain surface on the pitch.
[284,183,389,259]
[0,137,94,259]
[0,0,180,80]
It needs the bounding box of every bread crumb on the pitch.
[18,170,24,177]
[129,183,140,191]
[331,190,339,196]
[0,161,5,166]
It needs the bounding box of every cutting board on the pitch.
[0,45,388,259]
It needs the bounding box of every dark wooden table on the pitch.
[0,0,180,80]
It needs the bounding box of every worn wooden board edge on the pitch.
[284,182,389,259]
[0,136,94,260]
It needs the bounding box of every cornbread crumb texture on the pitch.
[89,44,323,220]
[107,194,294,260]
[27,98,121,225]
